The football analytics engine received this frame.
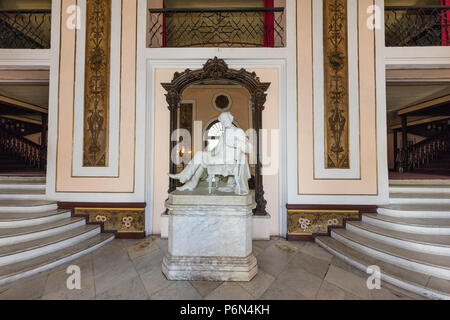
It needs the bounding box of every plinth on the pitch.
[162,188,257,282]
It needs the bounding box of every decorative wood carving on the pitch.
[83,0,112,167]
[161,57,271,215]
[323,0,350,169]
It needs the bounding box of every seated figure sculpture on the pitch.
[169,112,252,195]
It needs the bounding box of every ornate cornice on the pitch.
[162,57,270,108]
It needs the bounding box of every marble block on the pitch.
[162,188,258,282]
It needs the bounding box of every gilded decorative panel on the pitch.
[83,0,112,167]
[323,0,350,169]
[75,208,145,234]
[287,210,359,236]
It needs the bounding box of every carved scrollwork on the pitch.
[161,57,271,215]
[83,0,111,167]
[323,0,350,169]
[165,90,182,112]
[251,89,267,112]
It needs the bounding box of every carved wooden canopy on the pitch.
[162,57,270,111]
[161,57,270,216]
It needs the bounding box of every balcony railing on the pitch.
[385,5,450,47]
[0,10,51,49]
[148,7,285,48]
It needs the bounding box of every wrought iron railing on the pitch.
[385,5,450,47]
[0,10,51,49]
[148,7,285,48]
[396,127,450,173]
[0,128,46,170]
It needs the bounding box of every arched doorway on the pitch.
[161,57,270,215]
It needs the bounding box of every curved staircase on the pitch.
[316,180,450,300]
[0,176,114,286]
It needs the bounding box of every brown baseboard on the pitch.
[286,204,377,213]
[58,202,146,209]
[115,232,146,239]
[286,234,315,241]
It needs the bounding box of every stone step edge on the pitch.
[389,199,450,205]
[0,234,114,287]
[315,237,449,300]
[348,221,450,249]
[0,225,100,259]
[389,180,450,186]
[377,207,450,218]
[0,217,86,241]
[0,210,70,222]
[0,203,57,214]
[0,184,45,191]
[364,214,450,228]
[332,229,450,273]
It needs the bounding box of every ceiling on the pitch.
[0,83,49,109]
[386,82,450,130]
[386,82,450,112]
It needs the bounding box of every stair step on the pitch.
[0,181,45,190]
[0,189,45,195]
[0,200,56,213]
[390,180,450,186]
[315,236,450,300]
[0,233,114,286]
[0,189,46,200]
[389,184,450,194]
[378,204,450,218]
[0,209,71,228]
[331,228,450,280]
[363,214,450,235]
[0,225,100,266]
[0,176,45,183]
[0,217,86,246]
[347,220,450,255]
[389,193,450,204]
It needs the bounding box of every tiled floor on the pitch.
[0,237,425,300]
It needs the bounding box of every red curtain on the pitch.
[263,0,274,47]
[442,0,450,46]
[162,1,167,47]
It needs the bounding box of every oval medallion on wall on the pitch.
[212,92,232,112]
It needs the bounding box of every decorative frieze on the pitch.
[83,0,112,167]
[323,0,350,169]
[74,207,145,235]
[286,206,364,240]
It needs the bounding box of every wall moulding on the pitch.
[55,0,136,193]
[297,0,378,195]
[72,0,122,177]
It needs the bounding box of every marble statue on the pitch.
[168,112,252,195]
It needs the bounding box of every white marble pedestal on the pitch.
[162,188,258,282]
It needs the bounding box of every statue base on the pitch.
[163,188,257,282]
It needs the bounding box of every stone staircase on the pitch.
[0,175,114,286]
[316,180,450,300]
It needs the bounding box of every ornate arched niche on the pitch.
[161,57,270,216]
